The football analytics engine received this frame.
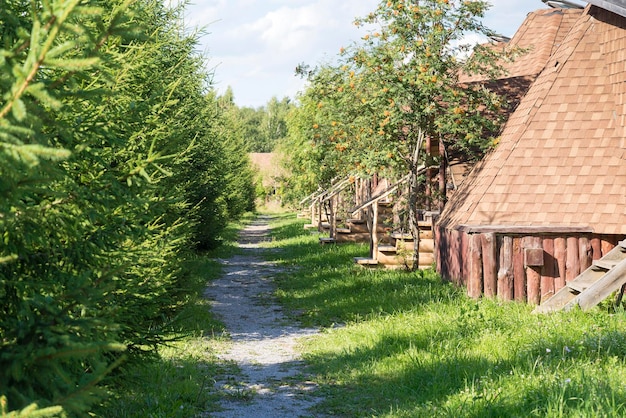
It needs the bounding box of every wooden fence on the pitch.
[436,225,625,304]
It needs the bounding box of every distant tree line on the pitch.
[219,87,295,154]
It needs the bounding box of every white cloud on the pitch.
[185,0,544,107]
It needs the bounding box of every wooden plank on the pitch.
[513,237,526,302]
[554,237,567,291]
[497,235,514,301]
[566,236,580,283]
[567,269,607,293]
[354,257,379,266]
[468,233,483,299]
[481,233,497,297]
[593,259,620,270]
[541,238,556,302]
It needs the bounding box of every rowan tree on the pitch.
[287,0,513,265]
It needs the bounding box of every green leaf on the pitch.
[11,98,26,121]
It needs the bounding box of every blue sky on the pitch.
[184,1,584,107]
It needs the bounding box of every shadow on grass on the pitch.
[265,212,626,417]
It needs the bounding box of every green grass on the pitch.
[265,213,626,417]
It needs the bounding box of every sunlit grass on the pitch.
[267,212,626,417]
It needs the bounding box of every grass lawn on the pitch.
[265,212,626,417]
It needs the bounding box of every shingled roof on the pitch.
[439,5,626,235]
[460,8,583,84]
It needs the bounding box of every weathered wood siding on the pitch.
[436,227,625,303]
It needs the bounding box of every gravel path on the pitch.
[204,215,323,417]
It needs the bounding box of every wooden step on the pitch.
[378,245,397,252]
[348,222,369,233]
[336,227,351,234]
[390,230,434,240]
[319,237,336,245]
[335,232,370,243]
[354,257,379,266]
[396,238,434,253]
[567,270,605,293]
[592,259,620,270]
[303,224,318,230]
[377,251,434,266]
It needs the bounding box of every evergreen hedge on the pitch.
[0,1,254,415]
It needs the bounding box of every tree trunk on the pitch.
[408,130,425,271]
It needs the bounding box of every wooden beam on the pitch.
[456,225,594,234]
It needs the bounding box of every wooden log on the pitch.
[461,231,470,287]
[554,237,567,291]
[591,237,602,260]
[601,237,615,257]
[468,233,483,299]
[513,237,526,302]
[541,237,556,302]
[579,236,592,271]
[566,236,580,282]
[524,236,542,305]
[497,235,514,301]
[481,233,497,297]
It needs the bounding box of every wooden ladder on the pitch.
[534,239,626,313]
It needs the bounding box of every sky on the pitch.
[183,0,582,108]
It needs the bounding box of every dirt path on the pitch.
[204,215,322,417]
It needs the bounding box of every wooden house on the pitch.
[436,3,626,307]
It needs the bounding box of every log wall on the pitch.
[436,226,625,304]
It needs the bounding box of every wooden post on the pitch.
[372,201,379,260]
[497,235,514,301]
[329,195,336,239]
[524,236,542,305]
[541,238,555,303]
[439,139,447,211]
[513,237,526,302]
[566,236,580,282]
[481,233,497,297]
[554,237,567,291]
[468,233,483,299]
